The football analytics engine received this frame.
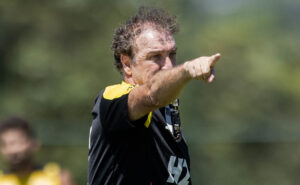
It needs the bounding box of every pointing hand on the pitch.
[183,53,221,83]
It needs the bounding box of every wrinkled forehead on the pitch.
[134,25,176,53]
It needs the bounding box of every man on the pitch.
[0,117,75,185]
[88,7,221,185]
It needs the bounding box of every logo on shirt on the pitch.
[167,156,190,185]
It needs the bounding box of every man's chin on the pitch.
[8,158,28,168]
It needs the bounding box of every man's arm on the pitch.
[128,53,221,121]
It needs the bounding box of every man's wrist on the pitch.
[182,62,192,80]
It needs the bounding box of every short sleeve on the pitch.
[93,82,150,133]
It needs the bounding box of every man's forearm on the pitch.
[128,63,191,121]
[146,64,191,108]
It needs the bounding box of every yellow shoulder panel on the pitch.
[103,81,136,100]
[0,173,19,185]
[144,112,152,128]
[103,82,152,127]
[43,163,61,177]
[27,171,60,185]
[27,163,61,185]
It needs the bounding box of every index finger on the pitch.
[208,53,221,67]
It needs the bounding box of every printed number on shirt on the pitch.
[167,156,190,185]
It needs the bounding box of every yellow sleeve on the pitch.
[27,163,61,185]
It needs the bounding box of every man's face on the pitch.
[0,129,36,168]
[130,26,177,85]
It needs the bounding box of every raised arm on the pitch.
[128,53,221,121]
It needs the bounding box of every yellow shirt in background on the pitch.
[0,163,61,185]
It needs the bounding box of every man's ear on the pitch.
[120,54,132,76]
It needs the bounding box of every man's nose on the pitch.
[161,57,174,70]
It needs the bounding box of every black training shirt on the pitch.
[88,82,191,185]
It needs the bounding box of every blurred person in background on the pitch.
[0,117,75,185]
[88,7,221,185]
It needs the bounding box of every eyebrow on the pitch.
[147,47,177,55]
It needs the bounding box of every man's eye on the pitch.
[170,52,176,57]
[151,54,161,60]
